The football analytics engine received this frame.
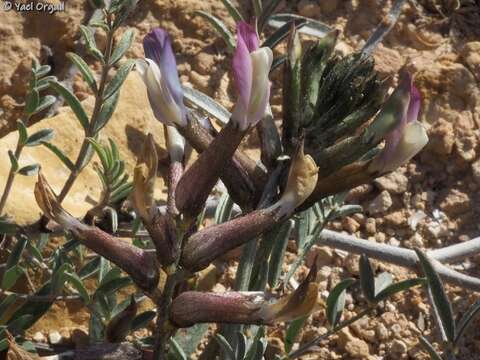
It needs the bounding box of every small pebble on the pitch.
[33,331,45,343]
[390,339,408,354]
[48,331,62,345]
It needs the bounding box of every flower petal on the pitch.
[407,84,421,123]
[247,47,273,128]
[232,33,253,128]
[381,121,428,173]
[166,125,185,162]
[140,59,184,126]
[143,28,187,125]
[237,21,259,52]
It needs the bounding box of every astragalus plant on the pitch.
[26,7,435,355]
[0,0,455,358]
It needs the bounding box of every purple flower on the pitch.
[370,73,428,174]
[232,21,273,130]
[137,28,187,126]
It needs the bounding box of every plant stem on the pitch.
[153,269,183,359]
[286,306,376,359]
[0,141,23,215]
[152,219,189,359]
[57,20,115,203]
[220,237,259,349]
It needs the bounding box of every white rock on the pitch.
[368,190,393,214]
[390,339,408,354]
[374,172,408,194]
[48,331,62,344]
[33,331,45,343]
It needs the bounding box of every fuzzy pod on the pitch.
[175,121,247,220]
[181,207,278,272]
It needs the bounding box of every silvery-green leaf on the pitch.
[25,88,40,116]
[237,332,247,360]
[455,299,480,345]
[80,25,105,63]
[25,128,54,146]
[110,183,132,203]
[27,241,43,263]
[33,95,56,114]
[67,52,97,92]
[104,207,118,233]
[49,81,90,131]
[1,265,24,290]
[131,311,156,331]
[18,164,40,176]
[259,0,283,29]
[42,141,75,171]
[173,325,210,358]
[8,150,19,172]
[252,0,262,17]
[8,282,55,330]
[79,140,96,170]
[65,271,90,303]
[7,314,34,333]
[374,278,424,302]
[103,60,134,100]
[183,86,231,124]
[214,193,234,224]
[268,14,331,38]
[361,0,407,55]
[89,311,104,342]
[96,276,131,295]
[262,18,307,49]
[326,278,355,327]
[418,336,443,360]
[6,235,27,269]
[170,337,187,360]
[88,138,111,170]
[268,220,294,287]
[220,0,243,22]
[36,76,57,91]
[0,294,17,317]
[214,334,235,360]
[245,327,267,360]
[35,65,51,78]
[330,204,363,220]
[359,254,375,302]
[374,272,393,297]
[110,29,135,66]
[95,89,120,134]
[415,248,455,343]
[78,256,101,279]
[296,209,311,250]
[90,19,109,31]
[194,11,236,51]
[17,120,28,145]
[51,263,71,294]
[285,316,307,353]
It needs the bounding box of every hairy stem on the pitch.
[319,230,480,291]
[0,141,23,215]
[57,19,115,203]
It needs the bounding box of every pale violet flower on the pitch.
[137,28,187,127]
[232,21,273,131]
[370,73,428,174]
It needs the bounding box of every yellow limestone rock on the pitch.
[0,72,167,225]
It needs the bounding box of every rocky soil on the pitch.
[1,0,480,359]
